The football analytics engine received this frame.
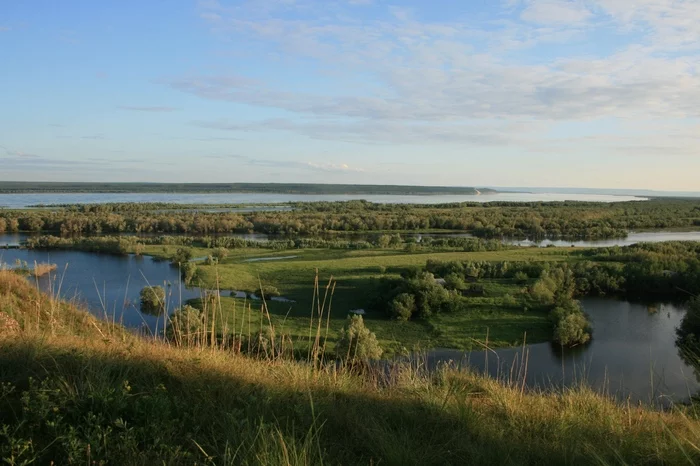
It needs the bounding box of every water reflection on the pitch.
[421,299,699,403]
[0,247,211,333]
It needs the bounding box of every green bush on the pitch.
[514,271,529,284]
[171,247,193,265]
[336,315,383,362]
[389,293,416,321]
[140,286,166,315]
[256,285,281,298]
[166,305,202,344]
[553,313,591,347]
[180,262,197,285]
[212,247,229,261]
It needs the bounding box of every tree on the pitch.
[336,315,383,362]
[140,286,166,315]
[389,293,416,321]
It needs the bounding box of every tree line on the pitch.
[2,198,699,239]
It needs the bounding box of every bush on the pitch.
[212,247,229,261]
[204,255,217,265]
[180,262,197,285]
[444,273,466,291]
[140,286,166,315]
[389,293,416,321]
[514,271,529,284]
[256,285,281,298]
[166,305,202,344]
[550,300,591,347]
[336,315,383,362]
[553,313,591,347]
[171,247,193,265]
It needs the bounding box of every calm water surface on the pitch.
[0,192,647,208]
[0,247,210,333]
[424,298,699,404]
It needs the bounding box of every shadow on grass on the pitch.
[1,338,684,465]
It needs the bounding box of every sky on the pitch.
[1,0,699,190]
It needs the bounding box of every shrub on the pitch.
[336,315,383,362]
[140,286,166,315]
[256,285,281,298]
[550,300,591,347]
[444,273,466,291]
[133,243,145,256]
[204,255,217,265]
[389,293,416,321]
[171,247,193,265]
[166,305,202,344]
[553,313,591,347]
[514,271,529,284]
[180,262,197,285]
[212,247,229,261]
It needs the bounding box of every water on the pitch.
[424,298,699,404]
[0,248,210,333]
[505,231,700,248]
[0,192,647,208]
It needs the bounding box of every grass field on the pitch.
[146,245,575,353]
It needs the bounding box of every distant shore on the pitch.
[0,181,496,196]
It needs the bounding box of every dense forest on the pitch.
[2,199,699,240]
[0,181,490,195]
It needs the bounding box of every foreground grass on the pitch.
[2,270,700,465]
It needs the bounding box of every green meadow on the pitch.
[146,245,575,353]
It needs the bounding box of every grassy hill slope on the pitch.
[1,270,699,465]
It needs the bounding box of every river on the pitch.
[0,192,647,208]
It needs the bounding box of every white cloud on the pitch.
[181,0,700,157]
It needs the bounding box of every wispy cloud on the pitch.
[118,106,179,112]
[179,0,700,154]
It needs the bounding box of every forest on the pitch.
[2,198,699,240]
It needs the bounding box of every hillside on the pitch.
[1,270,699,465]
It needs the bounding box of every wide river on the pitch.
[0,192,647,208]
[1,244,698,404]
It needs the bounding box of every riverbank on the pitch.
[1,270,699,465]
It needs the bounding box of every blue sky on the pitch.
[1,0,699,190]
